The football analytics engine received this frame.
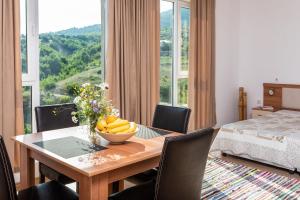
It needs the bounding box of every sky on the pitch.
[21,0,101,34]
[160,0,173,12]
[21,0,172,34]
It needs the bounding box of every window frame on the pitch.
[21,0,40,133]
[161,0,190,107]
[21,0,106,133]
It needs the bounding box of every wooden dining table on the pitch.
[12,125,181,200]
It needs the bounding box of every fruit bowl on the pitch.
[95,115,138,143]
[95,127,138,143]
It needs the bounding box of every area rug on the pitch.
[202,158,300,199]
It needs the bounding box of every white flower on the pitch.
[72,116,78,124]
[73,96,81,104]
[81,101,87,108]
[112,108,120,117]
[82,83,90,88]
[99,82,109,90]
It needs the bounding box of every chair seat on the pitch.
[109,180,155,200]
[18,180,78,200]
[126,169,157,185]
[40,163,74,184]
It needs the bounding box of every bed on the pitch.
[211,83,300,171]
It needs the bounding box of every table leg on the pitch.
[79,173,109,200]
[20,146,35,190]
[108,180,125,194]
[118,180,125,191]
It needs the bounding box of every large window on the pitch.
[160,0,190,107]
[21,0,106,133]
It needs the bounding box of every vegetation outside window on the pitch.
[21,0,106,133]
[160,0,190,107]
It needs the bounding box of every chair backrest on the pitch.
[154,128,214,200]
[0,136,17,200]
[152,105,191,134]
[35,103,79,132]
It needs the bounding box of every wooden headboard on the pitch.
[263,83,300,111]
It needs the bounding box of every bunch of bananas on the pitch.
[96,115,137,134]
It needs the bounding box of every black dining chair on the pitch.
[0,135,78,200]
[125,104,191,185]
[35,103,79,188]
[152,104,191,134]
[109,128,214,200]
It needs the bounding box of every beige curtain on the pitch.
[188,0,216,130]
[106,0,160,126]
[0,0,24,169]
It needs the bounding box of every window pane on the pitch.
[20,0,27,73]
[160,0,174,105]
[180,7,190,72]
[177,78,188,106]
[23,86,32,134]
[39,0,103,105]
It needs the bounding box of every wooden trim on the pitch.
[239,87,247,120]
[264,83,300,89]
[263,83,300,110]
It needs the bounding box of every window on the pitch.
[22,86,32,133]
[21,0,106,133]
[160,0,190,107]
[160,1,174,105]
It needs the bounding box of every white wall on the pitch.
[215,0,300,125]
[238,0,300,116]
[215,0,240,127]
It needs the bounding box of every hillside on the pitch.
[160,9,190,28]
[55,24,101,36]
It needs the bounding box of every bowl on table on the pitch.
[95,116,138,144]
[95,127,138,143]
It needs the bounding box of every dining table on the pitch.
[12,125,181,200]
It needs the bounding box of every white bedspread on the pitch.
[211,110,300,170]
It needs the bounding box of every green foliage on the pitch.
[178,78,188,106]
[39,32,103,105]
[21,35,27,73]
[41,76,57,90]
[22,87,32,134]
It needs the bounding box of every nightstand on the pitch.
[251,107,274,118]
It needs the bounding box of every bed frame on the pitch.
[263,83,300,111]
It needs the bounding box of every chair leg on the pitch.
[39,163,45,184]
[76,182,79,193]
[39,174,46,184]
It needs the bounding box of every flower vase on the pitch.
[88,121,98,144]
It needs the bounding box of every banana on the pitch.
[106,115,118,124]
[117,122,137,134]
[107,119,128,129]
[96,119,107,131]
[109,124,130,134]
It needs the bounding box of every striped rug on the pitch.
[202,158,300,200]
